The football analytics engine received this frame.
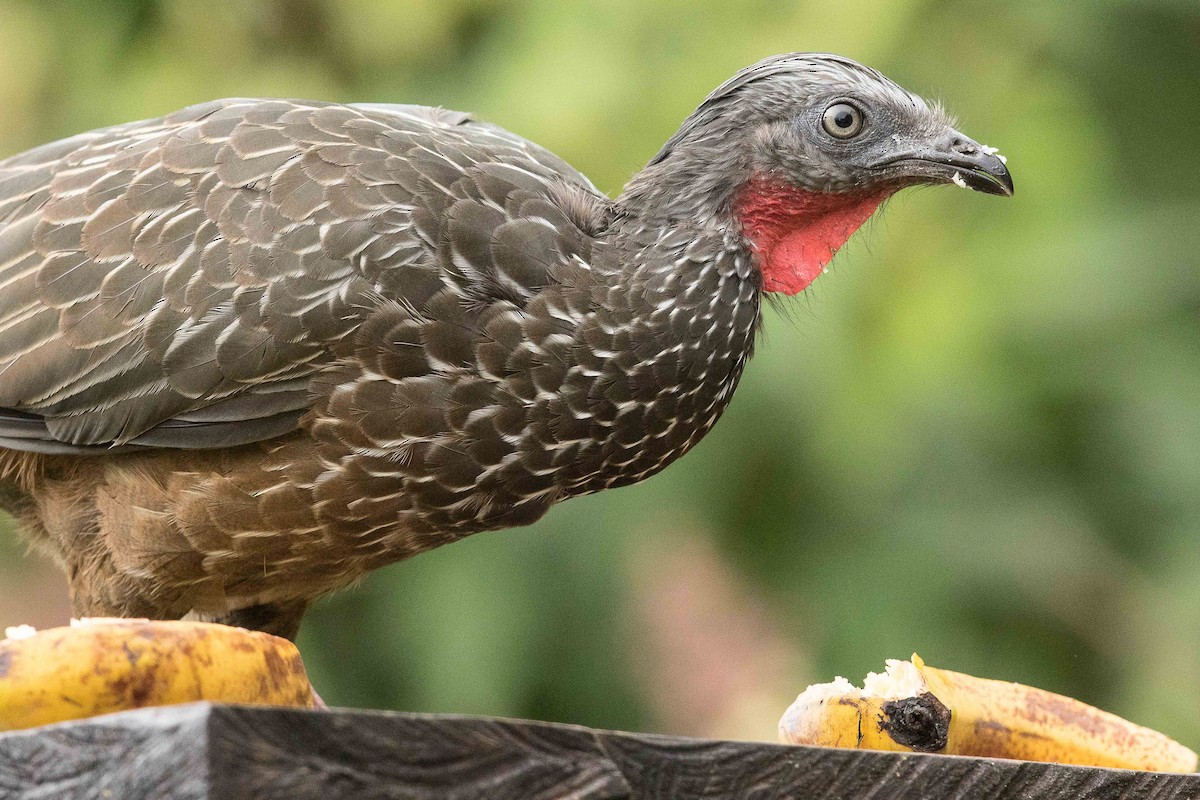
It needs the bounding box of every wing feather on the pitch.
[0,97,610,453]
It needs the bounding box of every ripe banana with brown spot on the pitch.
[0,619,316,731]
[779,654,1197,773]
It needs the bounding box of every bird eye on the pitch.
[821,102,864,139]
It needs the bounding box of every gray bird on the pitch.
[0,54,1011,639]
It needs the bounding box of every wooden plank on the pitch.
[0,703,208,799]
[0,703,1196,799]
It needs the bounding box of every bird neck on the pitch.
[618,144,746,227]
[620,154,890,296]
[733,176,890,295]
[577,166,886,495]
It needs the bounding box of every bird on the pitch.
[0,54,1011,640]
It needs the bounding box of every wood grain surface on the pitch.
[0,704,1196,799]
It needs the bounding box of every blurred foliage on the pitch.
[1,0,1199,745]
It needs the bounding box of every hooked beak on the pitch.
[877,129,1014,197]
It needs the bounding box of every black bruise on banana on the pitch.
[881,692,952,752]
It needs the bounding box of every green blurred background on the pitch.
[1,0,1199,745]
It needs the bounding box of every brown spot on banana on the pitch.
[881,692,951,752]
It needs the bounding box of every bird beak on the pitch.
[878,129,1014,197]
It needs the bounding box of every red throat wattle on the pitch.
[734,176,890,295]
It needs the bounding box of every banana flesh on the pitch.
[0,618,316,731]
[779,654,1197,773]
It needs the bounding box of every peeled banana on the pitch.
[780,654,1197,773]
[0,618,316,731]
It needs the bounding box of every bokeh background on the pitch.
[1,0,1199,745]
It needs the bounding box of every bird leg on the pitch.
[200,600,311,641]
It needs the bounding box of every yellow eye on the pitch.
[822,103,864,139]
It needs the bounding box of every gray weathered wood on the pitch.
[0,704,1195,799]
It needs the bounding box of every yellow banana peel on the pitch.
[780,654,1197,773]
[0,618,316,731]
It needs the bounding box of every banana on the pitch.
[779,654,1197,773]
[0,618,316,731]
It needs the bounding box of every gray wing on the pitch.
[0,98,606,453]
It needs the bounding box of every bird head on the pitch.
[622,53,1013,294]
